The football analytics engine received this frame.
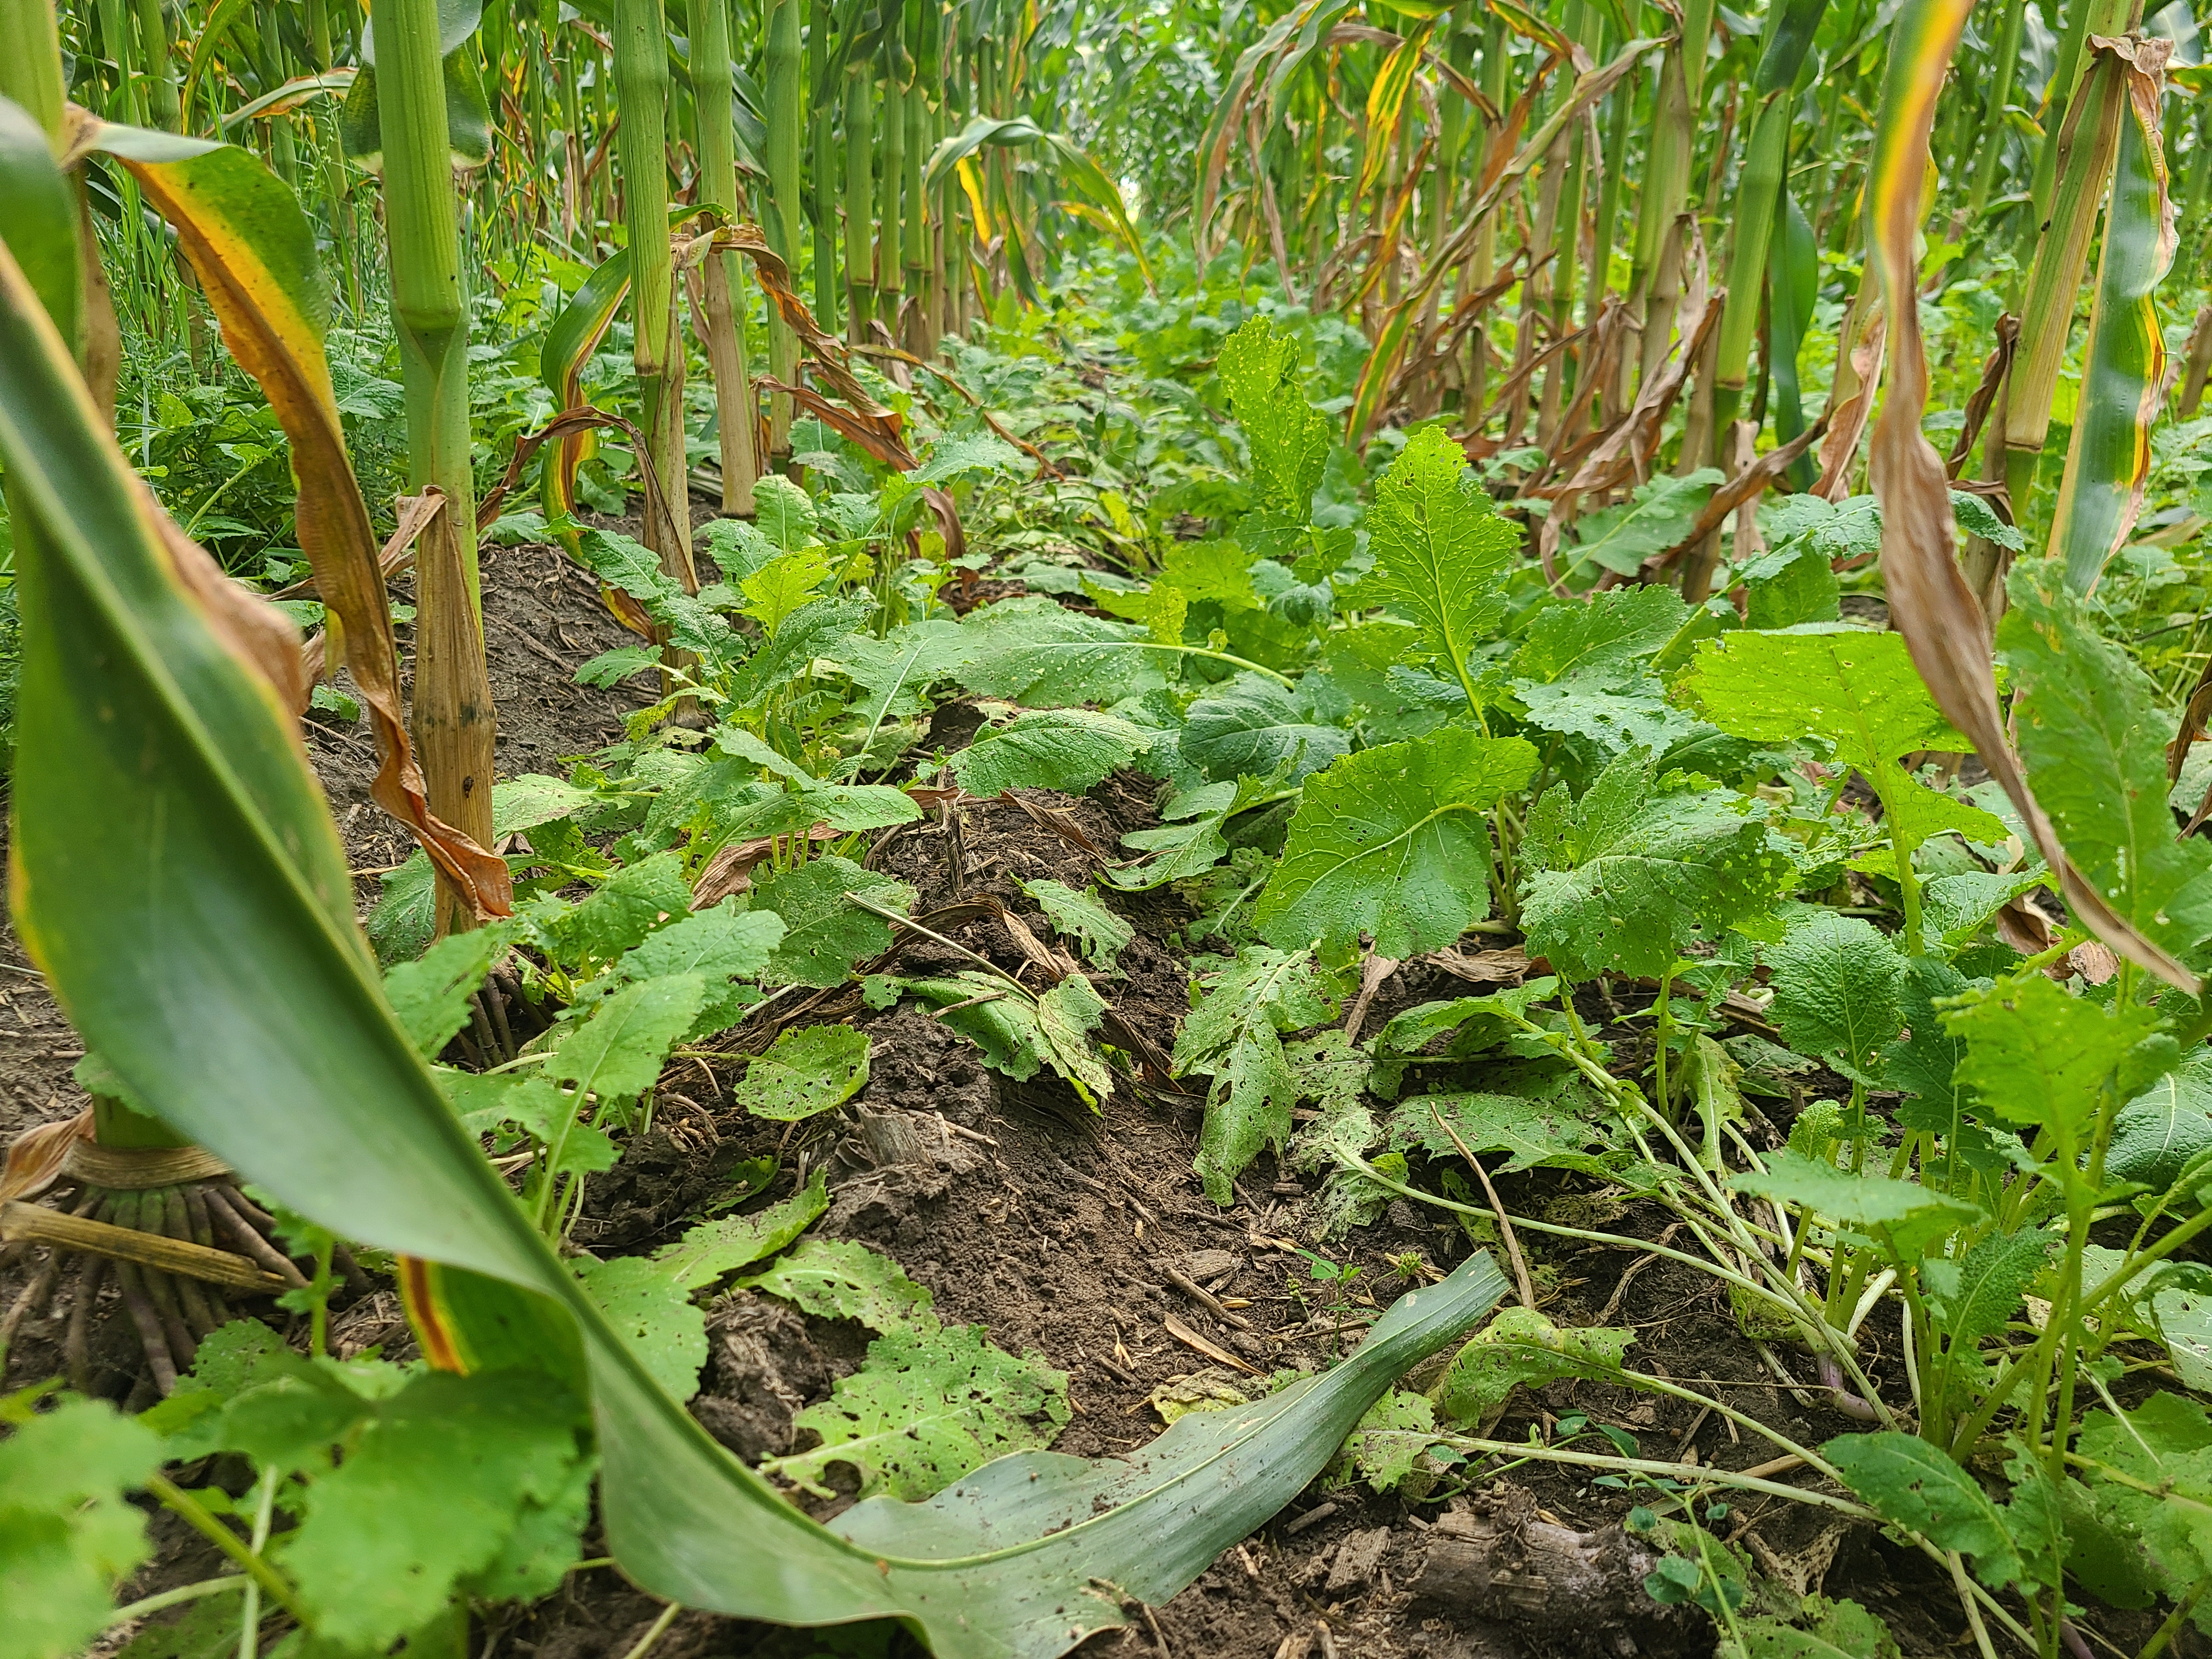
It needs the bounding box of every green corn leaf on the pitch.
[2049,45,2177,592]
[0,222,1510,1657]
[751,857,916,988]
[1350,426,1516,712]
[735,1025,872,1121]
[1257,728,1539,960]
[1180,674,1350,783]
[1822,1431,2022,1588]
[769,1322,1072,1501]
[1018,879,1133,973]
[947,708,1153,795]
[0,1396,162,1659]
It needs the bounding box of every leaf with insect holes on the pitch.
[949,708,1153,797]
[494,774,602,838]
[1257,729,1539,960]
[652,1169,830,1290]
[2001,564,2212,960]
[0,1396,161,1659]
[1945,973,2172,1143]
[1018,878,1133,974]
[1517,751,1797,983]
[1349,426,1515,691]
[1336,1389,1443,1494]
[736,1025,871,1121]
[1430,1307,1634,1427]
[280,1370,591,1649]
[574,1255,709,1402]
[1733,1149,1982,1255]
[1035,973,1114,1102]
[952,595,1166,708]
[550,975,704,1101]
[1765,912,1905,1079]
[1565,469,1721,576]
[888,972,1113,1100]
[1513,586,1691,687]
[1216,314,1329,520]
[768,1321,1071,1502]
[1822,1431,2021,1589]
[741,1237,935,1330]
[1180,675,1349,784]
[1174,946,1335,1204]
[1387,1075,1624,1178]
[381,922,515,1058]
[751,857,916,989]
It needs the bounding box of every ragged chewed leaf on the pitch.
[652,1169,831,1290]
[575,1257,709,1402]
[768,1322,1071,1502]
[736,1025,872,1121]
[740,1237,935,1331]
[1216,314,1330,521]
[1018,878,1133,973]
[752,858,917,988]
[1429,1306,1634,1427]
[1173,946,1335,1204]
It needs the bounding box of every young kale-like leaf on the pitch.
[1945,972,2171,1144]
[652,1168,830,1290]
[1735,1149,1982,1257]
[1216,314,1329,521]
[953,595,1165,708]
[0,1396,161,1659]
[1173,946,1335,1203]
[382,923,514,1058]
[613,902,785,1040]
[280,1370,591,1647]
[2001,563,2212,962]
[1822,1431,2022,1589]
[550,975,706,1101]
[947,708,1153,797]
[1765,912,1905,1079]
[751,857,916,988]
[1564,469,1722,577]
[738,545,836,637]
[736,1025,872,1121]
[768,1321,1071,1502]
[1349,426,1516,714]
[1518,751,1796,981]
[2108,1056,2212,1194]
[575,1256,709,1401]
[529,850,695,970]
[1921,1229,2051,1352]
[1257,729,1539,960]
[1511,585,1691,687]
[1430,1306,1634,1427]
[1179,674,1349,784]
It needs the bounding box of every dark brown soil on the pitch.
[5,531,2191,1659]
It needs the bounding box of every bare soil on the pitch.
[4,533,2195,1659]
